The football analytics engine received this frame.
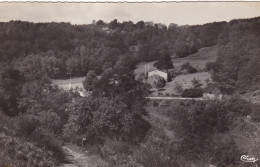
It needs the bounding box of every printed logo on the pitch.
[241,155,258,163]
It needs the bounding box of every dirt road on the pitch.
[63,145,108,167]
[147,96,203,100]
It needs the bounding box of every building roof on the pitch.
[148,69,167,74]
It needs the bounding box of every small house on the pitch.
[148,70,168,81]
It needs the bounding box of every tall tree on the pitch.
[83,70,97,91]
[154,48,174,70]
[0,65,24,116]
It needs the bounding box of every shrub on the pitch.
[133,138,181,167]
[174,82,184,95]
[148,75,166,88]
[83,70,97,91]
[99,139,133,166]
[0,133,58,167]
[158,92,163,96]
[205,78,211,85]
[252,105,260,122]
[63,97,150,144]
[181,88,203,98]
[168,70,181,79]
[15,114,40,137]
[181,62,198,73]
[31,128,70,164]
[205,61,220,72]
[191,78,203,88]
[153,101,159,107]
[227,96,252,116]
[155,77,166,88]
[169,100,237,165]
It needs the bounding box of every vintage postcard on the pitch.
[0,2,260,167]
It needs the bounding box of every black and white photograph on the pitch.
[0,1,260,167]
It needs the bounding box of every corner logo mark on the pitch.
[241,155,258,163]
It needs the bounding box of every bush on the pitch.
[153,101,159,107]
[181,88,203,98]
[191,78,203,88]
[181,62,198,73]
[83,70,97,91]
[174,82,184,95]
[227,96,252,116]
[155,77,166,88]
[31,128,69,164]
[252,105,260,122]
[0,133,58,167]
[205,61,220,72]
[63,97,150,144]
[168,70,181,79]
[169,100,237,165]
[99,139,133,166]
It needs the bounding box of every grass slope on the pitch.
[134,45,218,76]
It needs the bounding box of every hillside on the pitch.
[135,45,218,96]
[172,45,218,71]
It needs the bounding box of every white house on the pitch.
[203,93,223,100]
[148,70,168,81]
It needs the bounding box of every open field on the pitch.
[52,77,85,91]
[150,72,212,96]
[172,45,218,71]
[134,45,218,76]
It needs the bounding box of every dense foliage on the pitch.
[1,18,259,92]
[169,98,259,167]
[0,19,229,78]
[181,88,203,98]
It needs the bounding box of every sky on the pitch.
[0,2,260,25]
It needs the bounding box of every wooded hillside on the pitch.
[1,17,260,92]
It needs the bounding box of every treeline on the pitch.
[207,17,260,94]
[0,18,229,78]
[1,17,260,92]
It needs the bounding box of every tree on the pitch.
[83,70,97,91]
[96,20,105,26]
[181,62,198,73]
[170,100,240,165]
[0,65,25,116]
[109,19,119,30]
[175,41,190,58]
[154,49,174,70]
[136,21,145,29]
[155,76,166,88]
[191,77,202,88]
[181,88,203,98]
[63,97,150,144]
[205,61,220,72]
[174,82,184,95]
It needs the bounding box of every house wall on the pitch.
[148,70,167,81]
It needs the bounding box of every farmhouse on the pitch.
[148,69,168,81]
